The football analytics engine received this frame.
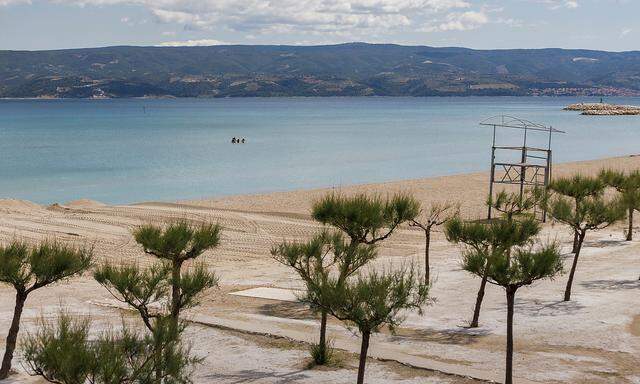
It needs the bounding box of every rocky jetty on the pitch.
[564,102,640,115]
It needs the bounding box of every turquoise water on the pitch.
[1,97,639,204]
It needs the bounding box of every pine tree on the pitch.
[132,221,221,327]
[303,192,419,362]
[316,265,430,384]
[600,169,640,241]
[271,230,376,364]
[445,216,540,327]
[462,244,562,384]
[94,220,221,381]
[547,194,625,301]
[0,241,92,379]
[409,202,459,281]
[22,311,197,384]
[548,175,605,253]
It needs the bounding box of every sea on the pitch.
[1,97,639,204]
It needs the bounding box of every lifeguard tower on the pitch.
[481,116,565,222]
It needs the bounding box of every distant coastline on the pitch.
[3,93,640,101]
[2,43,640,99]
[2,89,639,100]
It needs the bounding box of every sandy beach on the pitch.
[1,155,639,383]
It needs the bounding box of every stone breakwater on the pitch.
[564,103,640,115]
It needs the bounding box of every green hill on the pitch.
[2,43,640,98]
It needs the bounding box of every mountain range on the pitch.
[2,43,640,98]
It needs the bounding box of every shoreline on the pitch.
[2,154,638,211]
[4,95,640,101]
[181,154,640,215]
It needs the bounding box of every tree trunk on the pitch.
[154,331,163,382]
[505,287,516,384]
[627,208,634,241]
[470,267,489,328]
[170,260,183,327]
[317,310,328,363]
[424,230,431,282]
[0,292,27,379]
[357,330,371,384]
[564,231,585,301]
[572,198,581,253]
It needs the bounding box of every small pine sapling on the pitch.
[600,169,640,241]
[319,265,430,384]
[549,175,605,253]
[410,202,459,281]
[0,241,92,379]
[271,230,376,365]
[445,217,540,327]
[547,194,625,301]
[462,244,562,384]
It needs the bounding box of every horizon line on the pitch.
[2,42,639,54]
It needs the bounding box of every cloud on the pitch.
[421,10,488,32]
[494,17,524,28]
[0,0,30,5]
[620,28,632,38]
[49,0,478,37]
[538,0,579,10]
[157,39,228,47]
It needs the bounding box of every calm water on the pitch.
[1,97,639,204]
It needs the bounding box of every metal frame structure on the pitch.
[481,115,565,222]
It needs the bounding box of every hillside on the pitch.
[2,43,640,98]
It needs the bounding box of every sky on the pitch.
[0,0,637,51]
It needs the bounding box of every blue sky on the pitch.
[0,0,637,51]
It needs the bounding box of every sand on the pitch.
[0,155,639,383]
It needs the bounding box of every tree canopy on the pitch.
[548,174,604,201]
[548,195,625,232]
[134,221,222,263]
[0,241,92,295]
[600,169,640,241]
[0,240,93,379]
[445,216,541,253]
[312,193,420,245]
[464,244,563,288]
